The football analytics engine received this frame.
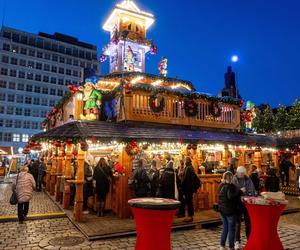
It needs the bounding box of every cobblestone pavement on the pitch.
[0,217,299,250]
[0,183,61,217]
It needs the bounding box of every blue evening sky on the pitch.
[1,0,299,107]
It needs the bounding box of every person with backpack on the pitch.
[132,159,150,197]
[158,159,180,199]
[181,156,201,223]
[218,171,241,250]
[93,158,112,216]
[265,168,280,192]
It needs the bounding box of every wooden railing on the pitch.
[117,91,240,130]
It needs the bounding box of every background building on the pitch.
[0,26,100,151]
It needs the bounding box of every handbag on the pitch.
[10,173,19,205]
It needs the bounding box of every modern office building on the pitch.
[0,26,100,152]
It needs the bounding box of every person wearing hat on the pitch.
[218,171,241,250]
[233,166,255,250]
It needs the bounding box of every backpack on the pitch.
[192,171,201,193]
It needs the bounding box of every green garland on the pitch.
[210,101,222,117]
[149,93,165,113]
[184,99,198,117]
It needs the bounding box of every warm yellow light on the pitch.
[131,76,144,84]
[76,92,83,101]
[152,80,162,86]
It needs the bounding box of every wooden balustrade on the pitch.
[118,91,240,130]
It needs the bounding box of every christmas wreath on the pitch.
[149,94,165,113]
[184,99,198,117]
[125,141,139,156]
[210,101,222,117]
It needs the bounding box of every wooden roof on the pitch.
[32,121,277,146]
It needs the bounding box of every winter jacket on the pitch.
[93,165,112,196]
[158,165,180,199]
[250,171,260,193]
[218,183,240,215]
[265,174,280,192]
[233,175,256,196]
[132,166,150,197]
[181,164,196,194]
[12,172,36,203]
[148,167,159,197]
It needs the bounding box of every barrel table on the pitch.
[128,198,180,250]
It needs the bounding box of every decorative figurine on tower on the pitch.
[79,79,102,120]
[158,56,168,77]
[125,45,135,71]
[245,100,256,133]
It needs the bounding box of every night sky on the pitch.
[1,0,299,107]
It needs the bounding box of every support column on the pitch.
[45,149,52,192]
[253,148,262,170]
[238,150,245,167]
[223,145,229,168]
[73,147,85,222]
[50,146,57,196]
[55,146,64,202]
[272,151,279,168]
[63,143,72,209]
[197,149,203,166]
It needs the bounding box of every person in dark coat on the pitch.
[132,159,150,197]
[158,160,179,199]
[249,165,260,194]
[265,168,280,192]
[177,160,186,217]
[83,160,94,213]
[30,160,39,188]
[280,156,295,186]
[218,171,240,250]
[93,158,112,216]
[37,159,46,192]
[148,160,160,197]
[181,156,196,223]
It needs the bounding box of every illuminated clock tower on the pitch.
[102,0,155,73]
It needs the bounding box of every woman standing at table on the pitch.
[233,166,256,250]
[218,171,240,250]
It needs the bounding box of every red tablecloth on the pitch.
[244,200,286,250]
[129,198,180,250]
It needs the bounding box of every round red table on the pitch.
[243,197,287,250]
[128,198,180,250]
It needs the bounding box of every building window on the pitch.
[50,89,56,95]
[17,83,24,90]
[20,47,27,55]
[34,86,41,93]
[36,62,42,70]
[66,48,72,55]
[48,100,54,107]
[66,69,71,75]
[52,54,58,61]
[27,73,34,80]
[20,35,28,44]
[0,80,7,88]
[28,61,34,68]
[52,43,58,52]
[41,98,48,106]
[37,51,43,58]
[72,70,78,77]
[2,55,9,63]
[50,77,56,84]
[0,106,4,113]
[0,93,5,101]
[0,119,3,127]
[8,82,16,89]
[44,64,50,71]
[31,122,39,129]
[66,58,72,65]
[32,109,39,117]
[24,109,31,116]
[28,37,36,46]
[92,53,97,60]
[15,107,23,115]
[35,74,41,81]
[19,59,26,66]
[6,106,14,115]
[14,120,22,128]
[12,45,18,53]
[51,66,57,72]
[13,134,20,142]
[59,45,65,54]
[44,53,51,60]
[26,85,33,92]
[57,89,63,96]
[41,110,47,117]
[23,121,31,129]
[22,134,29,142]
[29,49,35,57]
[80,61,85,68]
[59,67,65,74]
[1,68,8,75]
[42,88,48,94]
[43,75,49,82]
[93,64,98,71]
[7,94,15,102]
[86,52,91,60]
[73,59,78,66]
[16,95,23,103]
[86,62,91,68]
[3,31,11,38]
[5,120,13,127]
[72,48,78,57]
[25,96,32,104]
[65,79,72,86]
[59,57,65,63]
[79,50,84,58]
[3,43,10,51]
[9,69,17,77]
[4,133,12,142]
[12,33,20,42]
[18,71,25,78]
[33,97,40,105]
